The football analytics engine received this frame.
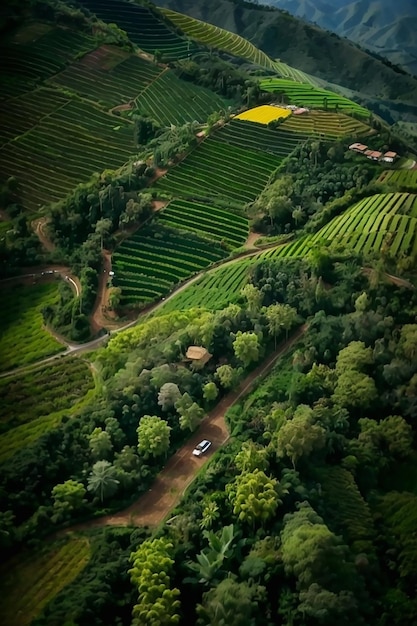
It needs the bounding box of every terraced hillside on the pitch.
[378,170,417,189]
[79,0,198,59]
[260,78,369,117]
[157,199,249,248]
[112,224,228,306]
[156,136,282,203]
[215,119,308,157]
[281,110,372,139]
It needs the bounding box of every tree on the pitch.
[158,382,181,410]
[298,584,358,625]
[241,283,263,316]
[137,415,171,459]
[215,364,238,389]
[277,405,327,468]
[197,577,257,626]
[51,480,86,523]
[233,331,260,368]
[87,460,119,502]
[200,501,220,530]
[203,381,218,402]
[94,217,113,250]
[89,427,113,460]
[235,441,269,473]
[265,303,297,346]
[178,401,205,432]
[227,469,279,527]
[129,537,181,626]
[335,341,373,373]
[333,370,377,410]
[187,524,237,585]
[399,324,417,360]
[358,415,413,461]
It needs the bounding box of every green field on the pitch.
[0,97,134,211]
[281,110,372,139]
[158,199,249,248]
[216,119,308,157]
[156,136,282,204]
[79,0,198,60]
[0,25,96,100]
[162,8,318,85]
[0,282,65,373]
[259,193,417,261]
[134,68,230,126]
[378,169,417,189]
[113,224,228,306]
[260,78,369,117]
[0,538,91,626]
[159,256,256,313]
[0,357,94,434]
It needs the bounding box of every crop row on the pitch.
[260,78,369,117]
[260,192,417,261]
[161,8,276,69]
[113,225,228,305]
[160,256,256,314]
[0,283,65,373]
[135,69,229,126]
[51,52,163,108]
[0,537,90,626]
[378,169,417,190]
[156,137,281,203]
[79,0,197,59]
[0,357,94,433]
[0,97,134,210]
[0,88,69,146]
[157,199,248,248]
[215,119,308,157]
[282,111,371,138]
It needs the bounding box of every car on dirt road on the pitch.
[192,439,212,457]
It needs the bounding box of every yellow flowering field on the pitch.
[235,105,291,124]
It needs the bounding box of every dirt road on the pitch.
[68,326,305,531]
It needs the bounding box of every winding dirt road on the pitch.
[67,326,305,532]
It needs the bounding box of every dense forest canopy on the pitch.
[1,0,417,625]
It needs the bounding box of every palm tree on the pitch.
[87,460,119,502]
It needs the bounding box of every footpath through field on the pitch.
[67,326,305,532]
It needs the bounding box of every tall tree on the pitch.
[233,331,260,368]
[197,577,257,626]
[87,460,119,502]
[277,405,326,468]
[137,415,171,459]
[89,427,113,460]
[227,469,280,527]
[241,284,263,316]
[51,479,86,523]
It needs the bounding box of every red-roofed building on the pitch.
[381,151,398,163]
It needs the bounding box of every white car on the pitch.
[192,439,212,457]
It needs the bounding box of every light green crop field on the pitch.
[281,110,372,139]
[0,538,91,626]
[0,282,65,373]
[378,169,417,189]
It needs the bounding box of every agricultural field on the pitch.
[282,110,372,139]
[134,68,230,125]
[159,256,256,313]
[0,282,65,373]
[0,98,134,211]
[0,25,96,100]
[215,119,308,158]
[78,0,198,59]
[0,358,94,434]
[157,199,249,249]
[259,78,369,117]
[0,537,91,626]
[378,169,417,189]
[50,47,163,108]
[156,136,282,203]
[235,105,291,124]
[259,193,417,261]
[161,8,318,85]
[112,224,228,306]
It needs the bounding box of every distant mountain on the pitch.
[261,0,417,77]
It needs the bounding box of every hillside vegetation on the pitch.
[1,1,417,626]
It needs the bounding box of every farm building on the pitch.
[366,150,382,161]
[185,346,212,367]
[349,142,368,153]
[381,151,398,163]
